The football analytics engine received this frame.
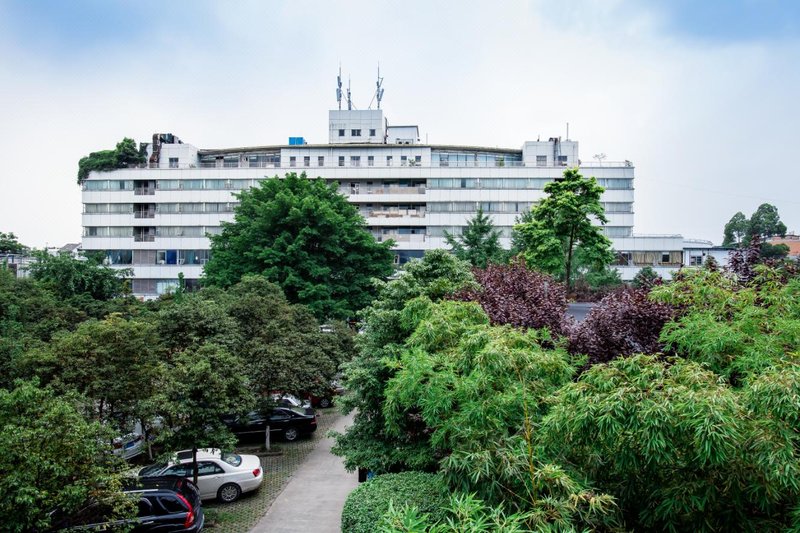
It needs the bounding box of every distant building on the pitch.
[769,233,800,258]
[80,105,708,298]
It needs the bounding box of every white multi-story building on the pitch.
[81,108,687,298]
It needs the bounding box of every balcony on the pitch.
[344,186,426,195]
[366,209,426,218]
[134,187,155,196]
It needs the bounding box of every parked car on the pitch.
[51,475,204,532]
[306,380,345,408]
[270,393,314,414]
[222,407,318,442]
[112,432,145,461]
[139,449,263,503]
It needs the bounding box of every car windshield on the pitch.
[221,452,242,467]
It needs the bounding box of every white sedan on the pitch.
[142,448,263,503]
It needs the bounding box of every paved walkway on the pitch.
[251,411,358,532]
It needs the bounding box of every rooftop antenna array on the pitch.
[336,66,343,110]
[376,64,384,109]
[347,77,352,110]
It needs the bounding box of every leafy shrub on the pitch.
[77,138,145,183]
[631,266,661,289]
[539,354,800,531]
[341,472,450,533]
[567,288,673,365]
[452,259,567,336]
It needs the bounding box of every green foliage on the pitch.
[341,472,451,533]
[204,172,395,320]
[747,202,787,244]
[514,168,613,291]
[380,493,534,533]
[26,315,163,430]
[444,207,505,268]
[722,204,787,248]
[27,251,130,301]
[382,301,618,530]
[0,231,27,254]
[0,380,133,532]
[158,343,255,452]
[651,267,800,381]
[332,251,476,473]
[77,137,145,183]
[631,265,660,289]
[539,354,800,531]
[722,211,749,247]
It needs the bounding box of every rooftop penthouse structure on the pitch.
[81,106,692,299]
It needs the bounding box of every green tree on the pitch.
[27,251,130,301]
[203,172,395,320]
[746,203,787,244]
[332,250,476,474]
[513,168,613,292]
[631,265,661,289]
[539,354,800,531]
[27,315,163,430]
[158,343,255,478]
[77,137,145,183]
[722,211,749,247]
[0,380,133,531]
[0,231,27,254]
[444,207,505,268]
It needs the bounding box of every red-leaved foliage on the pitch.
[452,260,568,336]
[568,288,674,365]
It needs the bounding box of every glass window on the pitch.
[338,129,345,137]
[369,129,376,136]
[386,156,393,166]
[338,156,345,167]
[221,453,242,467]
[169,157,179,168]
[536,155,547,167]
[303,156,310,167]
[162,464,192,477]
[197,461,225,476]
[318,156,324,166]
[156,280,179,295]
[204,179,225,189]
[367,156,374,166]
[84,180,109,191]
[350,156,360,166]
[182,180,203,190]
[351,129,361,136]
[158,180,180,190]
[289,156,296,167]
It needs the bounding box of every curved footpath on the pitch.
[251,411,358,532]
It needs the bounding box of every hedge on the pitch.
[341,471,450,533]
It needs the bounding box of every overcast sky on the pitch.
[1,0,799,247]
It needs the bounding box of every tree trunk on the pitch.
[565,228,576,294]
[265,425,271,452]
[192,446,198,486]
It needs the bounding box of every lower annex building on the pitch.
[81,108,708,299]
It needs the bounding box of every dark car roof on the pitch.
[122,475,187,493]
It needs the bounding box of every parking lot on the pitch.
[202,407,344,532]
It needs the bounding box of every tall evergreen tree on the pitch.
[722,211,749,247]
[444,207,505,268]
[513,168,613,292]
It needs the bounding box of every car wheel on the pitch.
[319,397,332,408]
[284,428,299,442]
[217,483,242,503]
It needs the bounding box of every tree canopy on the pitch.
[203,172,395,320]
[0,232,27,254]
[77,137,145,183]
[513,168,613,291]
[444,207,505,268]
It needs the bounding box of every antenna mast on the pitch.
[347,77,352,110]
[376,64,384,109]
[336,66,343,110]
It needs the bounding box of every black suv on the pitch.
[52,476,204,532]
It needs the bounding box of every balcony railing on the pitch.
[134,212,155,219]
[134,188,155,196]
[134,235,156,242]
[365,209,426,218]
[113,159,633,170]
[344,186,426,195]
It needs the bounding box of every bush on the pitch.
[452,259,567,337]
[341,472,450,533]
[568,288,674,366]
